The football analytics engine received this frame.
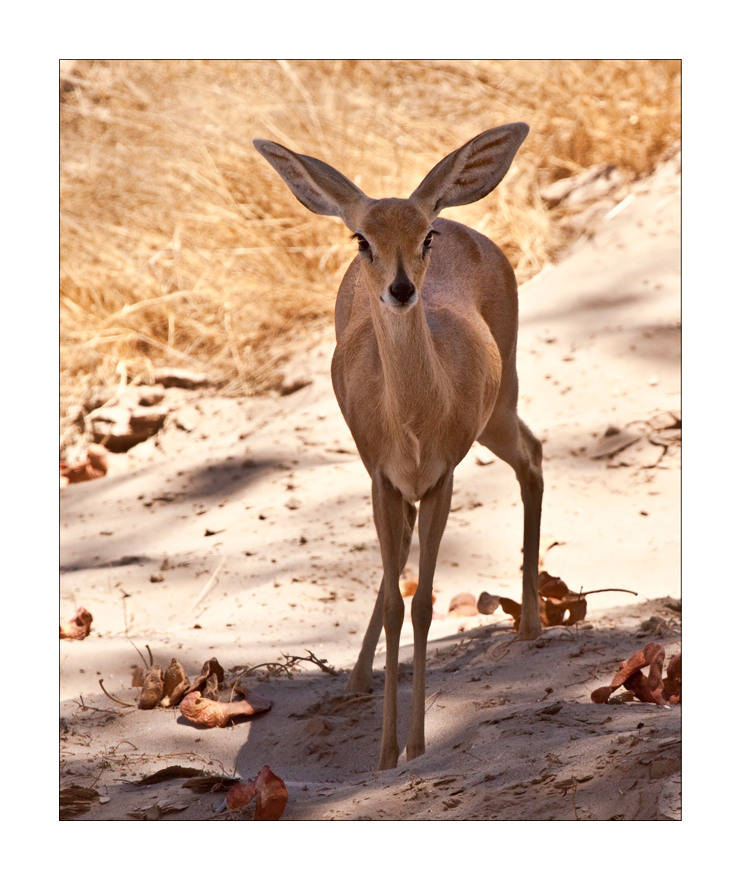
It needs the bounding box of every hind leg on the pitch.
[478,413,543,639]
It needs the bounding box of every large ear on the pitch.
[409,123,529,218]
[253,139,371,230]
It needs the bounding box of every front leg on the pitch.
[407,472,454,761]
[371,475,407,771]
[347,500,416,694]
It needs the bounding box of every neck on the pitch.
[372,300,451,426]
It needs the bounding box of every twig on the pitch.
[235,660,297,679]
[284,649,340,676]
[72,698,121,716]
[128,640,151,669]
[111,740,139,752]
[99,679,137,707]
[579,588,638,597]
[120,590,128,631]
[186,555,225,617]
[230,649,340,687]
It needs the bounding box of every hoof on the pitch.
[518,621,542,641]
[346,670,373,694]
[378,751,399,771]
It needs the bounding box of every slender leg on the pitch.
[347,501,416,694]
[479,415,544,640]
[371,476,408,770]
[516,420,544,639]
[407,472,454,761]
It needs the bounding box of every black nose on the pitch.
[389,278,416,303]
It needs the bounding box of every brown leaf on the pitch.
[401,577,418,598]
[131,666,145,687]
[543,593,587,627]
[160,658,190,707]
[591,427,642,460]
[60,444,108,486]
[60,785,99,820]
[400,577,436,604]
[224,766,289,820]
[226,780,257,811]
[499,596,523,628]
[179,689,272,728]
[499,573,588,631]
[476,592,500,615]
[185,657,225,696]
[138,665,164,709]
[447,593,478,617]
[183,775,241,793]
[136,766,208,786]
[538,572,570,600]
[254,765,288,820]
[590,643,681,705]
[662,652,682,704]
[60,607,93,640]
[589,686,615,705]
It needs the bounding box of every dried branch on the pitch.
[99,679,137,707]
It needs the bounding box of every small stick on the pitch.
[99,679,137,707]
[128,640,151,669]
[186,556,225,617]
[579,588,638,597]
[72,698,120,716]
[283,649,340,676]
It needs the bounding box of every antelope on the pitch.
[253,124,543,770]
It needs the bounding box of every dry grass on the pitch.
[60,60,680,449]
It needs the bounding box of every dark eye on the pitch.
[423,231,437,252]
[353,233,371,255]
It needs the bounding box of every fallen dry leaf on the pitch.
[160,658,190,707]
[254,765,289,819]
[136,766,210,786]
[138,665,164,709]
[225,765,288,820]
[400,577,436,604]
[179,688,272,728]
[183,775,241,794]
[447,592,479,618]
[226,780,258,811]
[401,577,418,598]
[590,642,681,705]
[185,657,225,696]
[60,443,108,487]
[60,785,99,820]
[476,592,500,615]
[497,572,633,631]
[538,573,588,627]
[60,607,93,640]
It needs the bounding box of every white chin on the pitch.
[382,293,417,308]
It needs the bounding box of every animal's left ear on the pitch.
[409,123,529,218]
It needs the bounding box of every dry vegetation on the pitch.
[60,60,680,451]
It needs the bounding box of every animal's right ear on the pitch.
[253,139,371,230]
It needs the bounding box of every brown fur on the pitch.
[254,125,544,770]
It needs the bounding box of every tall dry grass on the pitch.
[60,60,680,449]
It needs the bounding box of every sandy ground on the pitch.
[60,152,680,821]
